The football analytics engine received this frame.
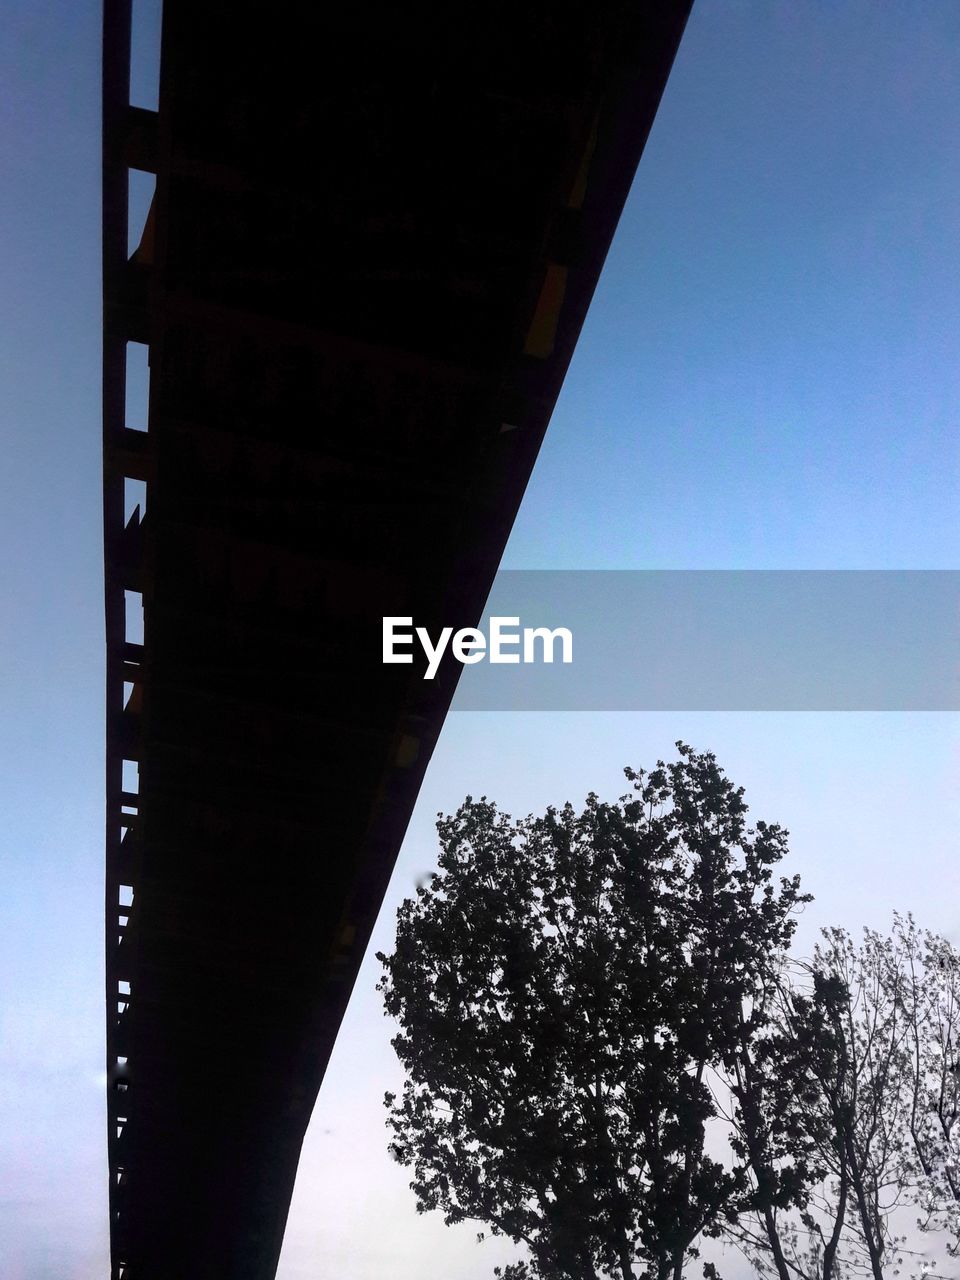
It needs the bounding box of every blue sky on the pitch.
[504,1,960,571]
[0,2,957,1278]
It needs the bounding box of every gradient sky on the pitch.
[0,2,958,1278]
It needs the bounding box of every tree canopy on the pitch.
[378,745,959,1279]
[378,744,810,1280]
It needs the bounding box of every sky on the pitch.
[0,2,958,1278]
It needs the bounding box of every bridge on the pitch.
[101,3,692,1275]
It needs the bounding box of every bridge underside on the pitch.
[102,3,691,1276]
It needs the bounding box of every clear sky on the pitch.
[0,2,957,1278]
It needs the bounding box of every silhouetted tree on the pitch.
[727,938,908,1280]
[377,744,810,1280]
[888,915,960,1258]
[728,920,960,1280]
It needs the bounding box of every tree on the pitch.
[727,919,960,1280]
[727,933,912,1280]
[889,915,960,1257]
[377,744,810,1280]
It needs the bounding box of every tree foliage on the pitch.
[729,918,960,1280]
[377,744,811,1280]
[889,916,960,1253]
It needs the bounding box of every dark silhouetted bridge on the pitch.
[102,3,692,1275]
